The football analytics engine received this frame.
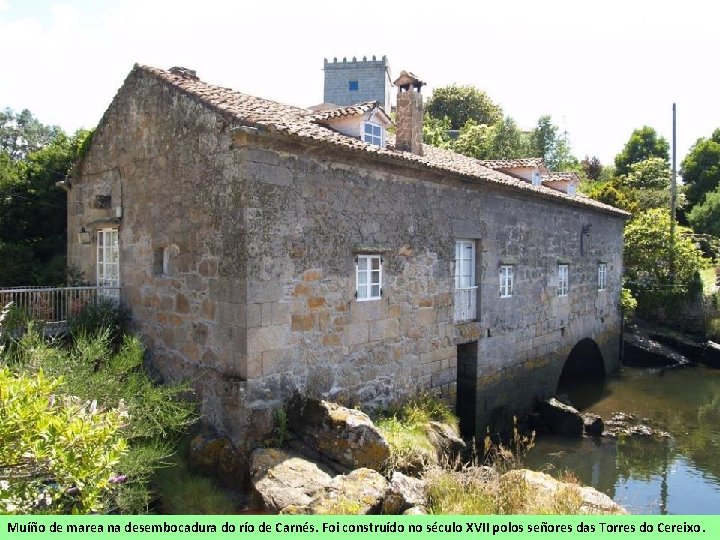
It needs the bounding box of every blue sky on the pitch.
[1,0,718,167]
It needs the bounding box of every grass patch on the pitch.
[425,467,588,515]
[153,441,239,515]
[374,393,459,475]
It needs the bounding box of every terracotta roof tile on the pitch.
[133,65,628,218]
[310,101,383,121]
[542,171,581,183]
[479,158,545,169]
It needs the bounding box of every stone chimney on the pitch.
[393,71,425,156]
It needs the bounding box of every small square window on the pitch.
[356,255,382,301]
[363,122,383,146]
[349,80,359,91]
[558,264,569,297]
[598,263,607,290]
[500,265,514,298]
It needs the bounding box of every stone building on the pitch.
[322,56,393,110]
[66,64,628,451]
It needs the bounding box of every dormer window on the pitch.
[363,122,383,147]
[311,102,392,149]
[532,171,541,186]
[567,184,577,196]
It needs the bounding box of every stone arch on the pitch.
[556,338,607,410]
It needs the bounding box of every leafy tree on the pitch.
[614,126,669,176]
[624,208,708,291]
[581,155,603,181]
[422,113,452,148]
[425,85,503,130]
[529,115,576,171]
[585,179,639,214]
[1,108,60,161]
[453,117,531,160]
[688,184,720,237]
[0,127,92,286]
[680,128,720,209]
[619,157,682,213]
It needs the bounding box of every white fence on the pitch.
[0,286,120,327]
[454,286,478,323]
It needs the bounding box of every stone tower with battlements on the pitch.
[323,56,392,109]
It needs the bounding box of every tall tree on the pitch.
[624,208,708,291]
[581,155,603,181]
[452,117,531,160]
[0,122,92,286]
[614,126,669,176]
[1,108,60,161]
[688,184,720,237]
[529,115,576,170]
[425,85,503,130]
[680,128,720,209]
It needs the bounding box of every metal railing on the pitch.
[0,286,120,326]
[454,286,478,323]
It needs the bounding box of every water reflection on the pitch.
[524,365,720,514]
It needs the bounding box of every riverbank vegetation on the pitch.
[0,302,203,514]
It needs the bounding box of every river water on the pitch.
[523,364,720,514]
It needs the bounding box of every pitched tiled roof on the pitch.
[542,172,580,183]
[310,101,384,121]
[479,158,545,169]
[129,65,628,218]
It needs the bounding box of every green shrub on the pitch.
[0,368,127,514]
[620,287,638,323]
[6,328,196,513]
[67,297,130,346]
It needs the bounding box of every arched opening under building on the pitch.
[557,338,607,410]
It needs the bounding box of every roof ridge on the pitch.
[115,64,628,219]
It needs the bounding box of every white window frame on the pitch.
[531,171,541,186]
[598,263,607,291]
[567,184,577,196]
[363,121,384,147]
[455,240,475,289]
[97,228,120,299]
[558,264,569,297]
[454,240,478,322]
[356,254,382,301]
[499,265,514,298]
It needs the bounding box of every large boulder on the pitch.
[536,398,584,438]
[307,468,388,515]
[250,448,334,513]
[287,395,390,471]
[382,472,427,515]
[624,330,689,367]
[501,469,626,514]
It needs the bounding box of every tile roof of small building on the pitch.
[479,158,545,169]
[310,101,383,121]
[130,65,628,218]
[542,172,581,183]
